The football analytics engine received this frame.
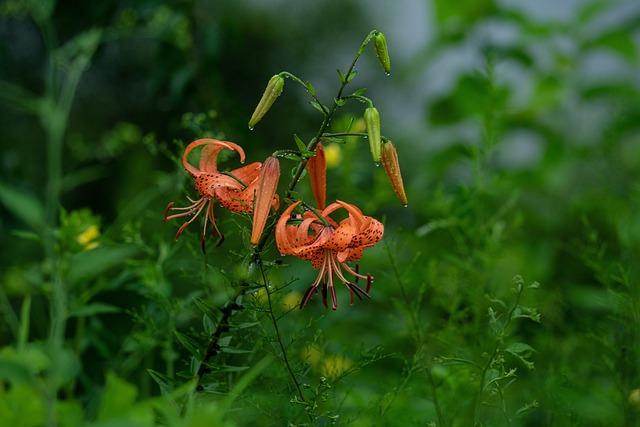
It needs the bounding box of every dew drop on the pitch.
[248,125,254,130]
[402,204,408,208]
[374,162,380,167]
[385,72,391,76]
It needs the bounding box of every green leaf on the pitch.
[433,0,496,25]
[147,369,175,395]
[588,29,637,62]
[232,321,260,330]
[67,245,139,285]
[203,313,216,336]
[352,88,367,96]
[345,70,357,83]
[290,166,306,180]
[293,134,307,152]
[334,98,347,107]
[305,82,315,96]
[0,358,32,384]
[0,181,44,231]
[69,303,121,317]
[505,342,535,355]
[220,347,251,355]
[309,100,327,115]
[174,331,201,357]
[95,372,154,425]
[288,190,303,201]
[193,296,217,314]
[207,364,250,373]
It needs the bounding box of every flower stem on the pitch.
[255,254,313,423]
[181,286,245,417]
[253,31,375,253]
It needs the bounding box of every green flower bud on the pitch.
[365,107,381,163]
[372,31,391,75]
[249,74,285,129]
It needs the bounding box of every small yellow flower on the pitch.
[320,354,353,379]
[281,291,302,310]
[76,225,100,250]
[323,143,341,169]
[302,345,353,379]
[629,389,640,410]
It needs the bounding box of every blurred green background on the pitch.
[2,0,640,425]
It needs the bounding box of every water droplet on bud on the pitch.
[248,125,254,130]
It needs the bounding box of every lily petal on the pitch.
[251,157,280,245]
[307,143,326,210]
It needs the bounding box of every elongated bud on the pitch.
[365,107,381,163]
[307,143,326,210]
[381,140,407,206]
[372,31,391,74]
[249,74,285,129]
[251,157,280,245]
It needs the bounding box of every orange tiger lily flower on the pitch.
[251,156,280,245]
[164,138,264,252]
[276,200,384,310]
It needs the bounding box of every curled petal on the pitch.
[182,139,246,176]
[276,202,302,256]
[351,217,384,248]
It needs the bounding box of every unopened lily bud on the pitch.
[372,31,391,75]
[307,143,326,210]
[365,107,381,163]
[249,74,285,129]
[251,157,280,245]
[381,140,407,206]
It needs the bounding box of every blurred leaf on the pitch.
[505,342,535,355]
[174,331,201,357]
[147,369,176,395]
[0,384,44,427]
[0,181,44,231]
[53,27,102,71]
[207,364,250,373]
[69,303,121,318]
[67,245,139,285]
[220,347,251,354]
[433,0,496,25]
[587,29,637,62]
[0,358,32,384]
[95,372,153,426]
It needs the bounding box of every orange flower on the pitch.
[306,142,326,210]
[251,156,280,245]
[380,140,408,206]
[164,138,262,252]
[276,200,384,310]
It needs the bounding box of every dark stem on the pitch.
[181,286,245,417]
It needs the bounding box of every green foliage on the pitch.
[1,1,640,426]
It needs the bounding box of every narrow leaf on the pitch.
[0,181,44,231]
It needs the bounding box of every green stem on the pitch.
[255,254,311,423]
[253,31,375,254]
[473,282,524,425]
